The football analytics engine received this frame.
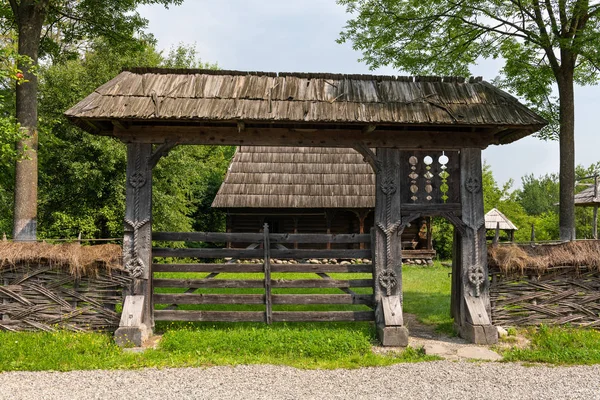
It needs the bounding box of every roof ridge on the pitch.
[122,67,479,83]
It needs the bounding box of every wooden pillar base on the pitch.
[115,324,152,347]
[115,295,152,347]
[377,326,409,347]
[456,321,497,345]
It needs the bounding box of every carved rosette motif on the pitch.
[125,151,149,278]
[378,269,398,296]
[377,165,402,296]
[468,265,485,297]
[465,176,481,193]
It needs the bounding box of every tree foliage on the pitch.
[5,0,184,240]
[338,0,600,240]
[0,40,231,239]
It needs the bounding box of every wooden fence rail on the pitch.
[152,226,374,324]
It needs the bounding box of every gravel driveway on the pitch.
[1,362,599,400]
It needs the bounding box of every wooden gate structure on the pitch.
[66,69,546,346]
[152,228,374,324]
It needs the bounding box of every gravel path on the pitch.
[1,362,599,400]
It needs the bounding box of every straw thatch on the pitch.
[484,208,518,231]
[0,243,128,332]
[65,68,546,143]
[489,241,600,328]
[212,146,375,208]
[487,240,600,275]
[0,242,123,277]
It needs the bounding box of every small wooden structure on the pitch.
[485,208,518,242]
[212,146,434,259]
[575,175,599,239]
[65,68,546,346]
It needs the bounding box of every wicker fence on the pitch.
[0,243,130,332]
[0,263,130,332]
[489,241,600,328]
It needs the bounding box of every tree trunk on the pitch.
[12,1,47,241]
[557,69,576,241]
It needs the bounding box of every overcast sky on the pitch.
[138,0,598,189]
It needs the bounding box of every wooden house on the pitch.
[575,175,599,239]
[212,146,434,260]
[484,208,518,241]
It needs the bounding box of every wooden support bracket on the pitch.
[149,141,178,169]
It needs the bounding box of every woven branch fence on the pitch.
[0,243,130,332]
[489,240,600,328]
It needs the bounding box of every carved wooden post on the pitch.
[373,148,408,346]
[456,148,497,344]
[115,143,153,347]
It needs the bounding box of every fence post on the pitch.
[263,223,272,324]
[493,222,500,247]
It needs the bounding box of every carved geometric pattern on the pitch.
[381,179,397,195]
[468,265,485,297]
[424,155,433,202]
[438,153,450,203]
[378,269,398,296]
[465,176,481,193]
[125,149,149,279]
[129,171,147,188]
[124,257,145,278]
[409,156,419,202]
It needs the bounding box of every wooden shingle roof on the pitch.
[575,184,600,207]
[485,208,518,231]
[212,147,375,209]
[65,69,546,145]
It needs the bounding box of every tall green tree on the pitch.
[5,0,182,241]
[29,41,228,239]
[518,173,560,215]
[338,0,600,240]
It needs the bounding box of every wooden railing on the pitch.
[152,226,374,323]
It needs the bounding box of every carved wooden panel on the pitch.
[399,151,460,205]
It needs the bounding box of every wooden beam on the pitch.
[456,148,497,345]
[373,148,409,346]
[112,125,498,149]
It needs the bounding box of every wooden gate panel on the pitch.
[152,228,374,323]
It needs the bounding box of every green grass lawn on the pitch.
[3,261,597,371]
[499,325,600,365]
[0,264,449,371]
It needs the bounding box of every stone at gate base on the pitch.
[115,323,152,347]
[456,322,498,345]
[378,326,409,347]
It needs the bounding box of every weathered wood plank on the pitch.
[153,293,264,304]
[269,249,371,259]
[264,224,273,324]
[269,233,371,244]
[272,264,373,273]
[272,311,375,322]
[113,125,497,150]
[271,279,373,288]
[152,263,264,273]
[153,232,263,242]
[152,248,263,258]
[151,263,374,274]
[153,279,265,288]
[154,310,265,322]
[381,295,403,326]
[152,232,371,244]
[152,278,372,289]
[272,294,374,305]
